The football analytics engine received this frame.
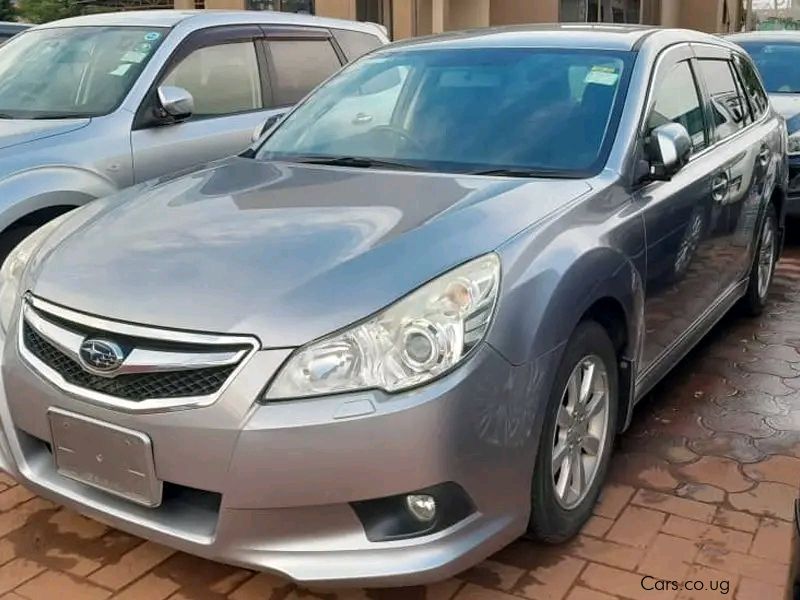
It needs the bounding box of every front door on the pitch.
[636,49,729,373]
[131,26,272,183]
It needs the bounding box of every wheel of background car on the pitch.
[526,320,618,543]
[741,203,778,316]
[370,125,424,155]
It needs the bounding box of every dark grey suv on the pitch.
[0,25,788,586]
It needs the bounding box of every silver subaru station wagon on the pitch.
[0,25,788,586]
[0,10,386,256]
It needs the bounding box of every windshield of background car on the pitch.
[737,42,800,93]
[0,26,167,118]
[257,47,634,176]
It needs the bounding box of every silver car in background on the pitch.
[0,10,387,255]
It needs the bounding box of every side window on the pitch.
[730,63,753,126]
[648,61,707,153]
[697,59,748,142]
[331,29,383,62]
[268,39,342,106]
[162,41,262,117]
[735,55,769,121]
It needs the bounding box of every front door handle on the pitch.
[711,172,729,203]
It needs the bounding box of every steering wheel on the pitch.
[370,125,424,154]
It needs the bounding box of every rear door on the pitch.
[693,45,778,287]
[131,26,276,182]
[261,27,346,111]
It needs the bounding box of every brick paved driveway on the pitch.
[0,240,800,600]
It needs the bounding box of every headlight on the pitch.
[789,130,800,156]
[265,253,501,400]
[0,217,69,335]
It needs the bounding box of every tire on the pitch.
[527,320,619,543]
[741,203,778,317]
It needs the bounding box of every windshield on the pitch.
[257,47,633,176]
[738,42,800,94]
[0,26,167,118]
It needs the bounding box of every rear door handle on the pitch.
[711,172,729,203]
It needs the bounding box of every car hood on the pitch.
[29,158,591,348]
[0,118,90,151]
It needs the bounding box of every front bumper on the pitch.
[0,308,552,586]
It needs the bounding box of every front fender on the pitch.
[0,166,118,231]
[490,241,645,368]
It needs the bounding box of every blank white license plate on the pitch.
[48,408,162,507]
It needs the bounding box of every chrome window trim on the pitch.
[18,295,260,414]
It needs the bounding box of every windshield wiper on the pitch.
[470,168,569,178]
[291,156,421,170]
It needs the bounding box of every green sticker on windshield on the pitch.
[144,32,161,42]
[585,65,619,86]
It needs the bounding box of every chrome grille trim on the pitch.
[18,295,260,413]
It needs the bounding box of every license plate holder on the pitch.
[48,408,162,507]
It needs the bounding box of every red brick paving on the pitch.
[0,243,799,599]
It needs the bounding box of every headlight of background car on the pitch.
[0,218,67,335]
[266,253,501,400]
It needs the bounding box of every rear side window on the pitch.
[268,39,342,106]
[331,28,383,61]
[734,54,769,120]
[697,59,748,142]
[648,61,707,153]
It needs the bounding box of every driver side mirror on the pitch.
[251,112,285,143]
[646,122,692,181]
[157,85,194,122]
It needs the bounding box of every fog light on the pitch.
[406,494,436,522]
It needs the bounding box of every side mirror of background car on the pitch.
[646,122,692,181]
[157,86,194,122]
[251,113,285,143]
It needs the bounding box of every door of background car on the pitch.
[130,26,345,183]
[636,46,731,373]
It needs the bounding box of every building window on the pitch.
[357,0,392,36]
[561,0,643,24]
[247,0,314,13]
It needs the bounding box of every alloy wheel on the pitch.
[551,355,610,510]
[757,215,775,301]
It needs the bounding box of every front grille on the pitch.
[23,322,237,401]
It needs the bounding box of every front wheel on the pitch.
[741,204,778,316]
[527,321,618,543]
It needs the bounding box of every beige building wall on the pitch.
[490,0,558,25]
[204,0,246,7]
[315,0,357,20]
[447,0,491,30]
